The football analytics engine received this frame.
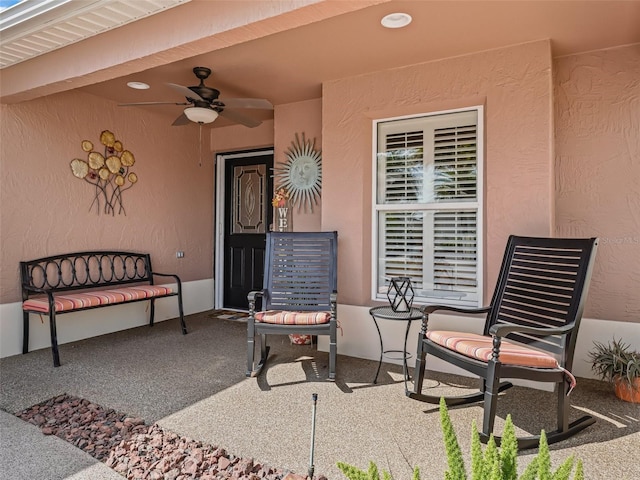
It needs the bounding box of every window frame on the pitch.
[371,106,484,308]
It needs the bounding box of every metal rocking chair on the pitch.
[407,235,599,449]
[246,231,338,380]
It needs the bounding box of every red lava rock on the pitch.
[182,457,198,475]
[165,468,180,480]
[130,467,144,477]
[218,456,231,470]
[191,448,204,463]
[17,393,317,479]
[239,458,255,474]
[157,457,171,473]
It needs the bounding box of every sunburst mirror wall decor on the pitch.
[274,132,322,213]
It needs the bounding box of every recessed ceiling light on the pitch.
[381,12,412,29]
[127,81,150,90]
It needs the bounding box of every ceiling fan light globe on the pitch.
[184,106,218,124]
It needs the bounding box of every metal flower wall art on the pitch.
[70,130,138,215]
[274,132,322,213]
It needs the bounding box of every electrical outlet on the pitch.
[176,251,184,258]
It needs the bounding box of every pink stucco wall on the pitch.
[0,91,214,304]
[274,99,322,231]
[555,44,640,323]
[322,40,554,306]
[2,40,637,325]
[211,120,275,155]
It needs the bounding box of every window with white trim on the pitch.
[373,108,483,307]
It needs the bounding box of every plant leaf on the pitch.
[337,461,370,480]
[573,460,584,480]
[439,397,467,480]
[470,420,485,480]
[552,456,575,480]
[500,414,518,480]
[537,431,551,480]
[518,457,539,480]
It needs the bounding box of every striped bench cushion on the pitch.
[426,330,559,369]
[22,286,174,313]
[255,310,331,325]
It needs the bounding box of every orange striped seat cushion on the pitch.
[255,310,331,325]
[426,330,559,369]
[22,286,174,313]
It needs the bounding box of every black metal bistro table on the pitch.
[369,306,424,384]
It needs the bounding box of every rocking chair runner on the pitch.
[407,235,599,449]
[246,231,338,380]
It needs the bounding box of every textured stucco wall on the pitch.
[211,120,275,155]
[0,91,214,304]
[322,40,554,306]
[4,39,636,329]
[555,44,640,322]
[274,98,322,231]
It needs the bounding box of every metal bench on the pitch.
[21,251,187,366]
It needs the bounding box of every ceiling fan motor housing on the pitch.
[188,67,220,102]
[188,86,220,102]
[193,66,211,80]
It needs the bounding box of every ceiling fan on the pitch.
[119,67,273,128]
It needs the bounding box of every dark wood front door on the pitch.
[223,152,273,310]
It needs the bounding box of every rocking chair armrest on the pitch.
[421,304,492,315]
[330,291,337,304]
[247,290,266,302]
[489,322,575,338]
[247,289,266,315]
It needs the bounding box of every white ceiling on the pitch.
[0,0,190,68]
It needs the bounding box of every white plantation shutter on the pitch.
[433,211,477,290]
[375,108,483,307]
[380,211,424,283]
[433,124,477,201]
[382,131,423,203]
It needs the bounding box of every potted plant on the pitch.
[588,337,640,403]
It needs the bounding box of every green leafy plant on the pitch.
[336,461,419,480]
[337,398,583,480]
[588,337,640,387]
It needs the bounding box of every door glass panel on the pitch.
[232,164,266,234]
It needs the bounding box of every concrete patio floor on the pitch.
[1,311,638,479]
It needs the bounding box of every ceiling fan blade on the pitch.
[119,101,190,106]
[218,98,273,110]
[219,109,261,128]
[167,83,204,102]
[172,112,191,126]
